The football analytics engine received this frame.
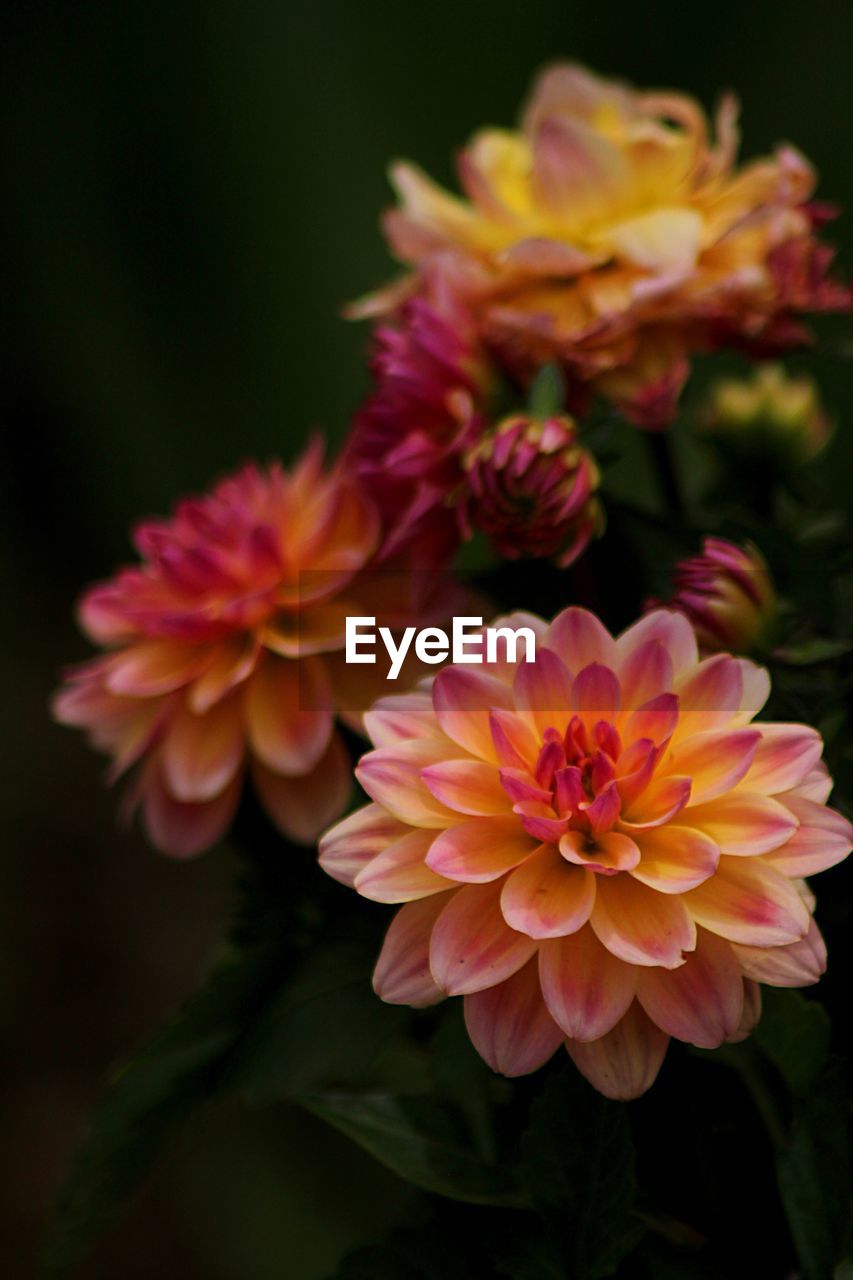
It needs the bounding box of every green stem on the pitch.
[647,432,684,518]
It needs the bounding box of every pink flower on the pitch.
[658,538,777,655]
[460,413,603,566]
[320,606,850,1099]
[53,442,385,856]
[346,282,492,569]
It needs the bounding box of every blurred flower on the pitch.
[460,412,604,565]
[53,442,383,856]
[346,282,492,570]
[361,62,851,428]
[657,538,777,655]
[320,606,851,1099]
[705,363,833,464]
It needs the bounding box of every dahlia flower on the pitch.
[346,281,492,570]
[460,412,603,566]
[364,62,851,427]
[659,538,777,656]
[320,607,851,1099]
[705,363,833,464]
[53,443,384,856]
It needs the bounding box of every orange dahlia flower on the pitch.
[363,63,851,427]
[320,607,851,1098]
[53,442,382,856]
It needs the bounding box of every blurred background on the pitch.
[3,1,853,1275]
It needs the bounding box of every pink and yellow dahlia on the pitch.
[53,442,383,856]
[320,607,851,1099]
[364,62,851,427]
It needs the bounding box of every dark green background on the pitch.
[2,2,852,1275]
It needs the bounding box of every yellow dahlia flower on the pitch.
[320,607,851,1099]
[362,63,850,427]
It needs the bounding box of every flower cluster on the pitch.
[320,607,851,1098]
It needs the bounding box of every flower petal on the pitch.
[571,663,621,719]
[668,728,761,806]
[464,958,563,1077]
[683,791,797,855]
[355,829,452,903]
[421,759,510,816]
[106,640,206,697]
[141,761,241,858]
[730,917,826,987]
[356,740,458,827]
[189,636,260,713]
[591,875,696,968]
[363,693,443,747]
[637,929,743,1048]
[617,610,697,679]
[560,830,641,874]
[566,1001,670,1100]
[245,653,333,776]
[429,880,538,995]
[742,724,823,795]
[319,802,410,886]
[539,926,636,1040]
[547,607,618,673]
[426,817,537,883]
[373,893,453,1006]
[161,693,245,802]
[618,639,674,708]
[673,654,744,737]
[513,647,574,736]
[763,798,852,876]
[683,855,810,946]
[620,775,692,830]
[433,667,515,760]
[252,733,352,844]
[630,825,720,893]
[501,846,596,938]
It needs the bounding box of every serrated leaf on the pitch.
[39,944,279,1278]
[520,1069,644,1279]
[755,989,831,1095]
[299,1091,522,1207]
[778,1068,853,1280]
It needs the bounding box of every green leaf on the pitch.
[773,637,853,666]
[777,1067,853,1280]
[519,1069,645,1279]
[298,1091,522,1207]
[329,1223,482,1280]
[836,1263,853,1280]
[528,362,566,419]
[39,944,280,1278]
[755,989,831,1095]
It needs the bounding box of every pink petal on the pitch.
[763,798,852,876]
[489,709,539,770]
[425,817,537,883]
[617,610,698,679]
[727,979,762,1044]
[421,759,510,816]
[356,740,458,827]
[106,640,206,697]
[571,663,621,718]
[161,693,245,803]
[513,647,574,736]
[464,958,563,1077]
[429,880,538,996]
[787,763,833,804]
[622,692,679,747]
[742,724,824,795]
[373,893,453,1006]
[355,829,452,903]
[252,733,352,844]
[363,693,443,748]
[566,1001,670,1100]
[546,607,618,674]
[619,639,674,708]
[433,667,515,760]
[620,775,692,830]
[539,925,636,1040]
[245,653,333,776]
[500,846,596,938]
[732,660,771,725]
[669,728,761,806]
[673,655,744,737]
[730,917,826,987]
[682,791,797,855]
[591,874,695,968]
[630,825,720,893]
[637,929,744,1048]
[189,637,260,713]
[141,760,242,858]
[319,802,409,886]
[683,855,811,946]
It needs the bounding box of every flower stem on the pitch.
[647,432,684,518]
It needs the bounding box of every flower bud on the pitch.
[705,364,832,464]
[659,537,777,654]
[461,414,603,567]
